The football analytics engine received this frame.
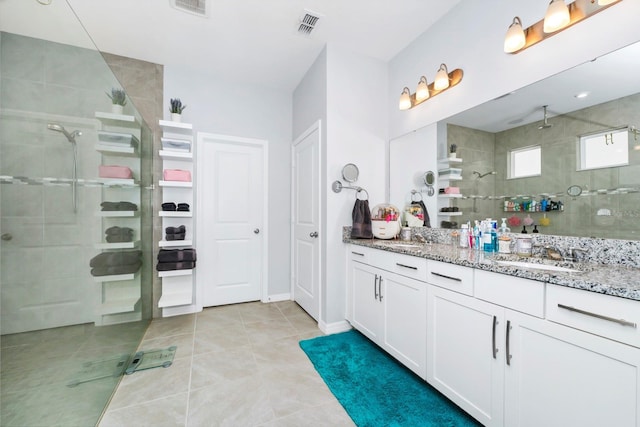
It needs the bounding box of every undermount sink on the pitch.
[493,260,581,273]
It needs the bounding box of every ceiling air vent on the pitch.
[170,0,209,18]
[297,9,322,37]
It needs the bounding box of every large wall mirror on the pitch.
[392,40,640,241]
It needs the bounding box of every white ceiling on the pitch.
[34,0,461,92]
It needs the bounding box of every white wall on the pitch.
[164,66,292,298]
[388,0,640,139]
[292,45,387,326]
[324,45,388,324]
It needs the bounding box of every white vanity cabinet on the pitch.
[348,245,427,378]
[427,266,640,427]
[504,309,639,427]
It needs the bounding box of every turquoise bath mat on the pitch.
[299,330,480,427]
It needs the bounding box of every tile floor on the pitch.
[98,301,355,427]
[1,320,149,427]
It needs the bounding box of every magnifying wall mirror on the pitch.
[342,163,359,183]
[423,171,435,196]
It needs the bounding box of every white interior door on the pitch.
[197,133,267,307]
[291,121,321,321]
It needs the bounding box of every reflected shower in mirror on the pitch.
[390,40,640,240]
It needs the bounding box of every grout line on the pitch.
[183,312,198,426]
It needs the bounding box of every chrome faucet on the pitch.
[566,247,588,262]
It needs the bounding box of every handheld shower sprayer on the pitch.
[472,170,497,179]
[46,123,80,213]
[47,123,82,143]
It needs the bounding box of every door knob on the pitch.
[1,233,12,241]
[254,228,260,234]
[309,231,318,238]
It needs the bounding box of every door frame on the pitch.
[290,120,323,320]
[195,132,270,309]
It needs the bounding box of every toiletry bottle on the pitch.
[483,219,493,252]
[459,224,469,248]
[521,225,527,234]
[491,220,498,252]
[473,220,480,250]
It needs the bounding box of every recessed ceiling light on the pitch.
[575,92,590,99]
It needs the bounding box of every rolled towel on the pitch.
[165,233,186,241]
[157,248,196,263]
[176,203,190,212]
[90,250,142,268]
[105,226,134,236]
[156,261,196,271]
[92,261,142,276]
[106,234,134,243]
[162,202,177,211]
[165,225,186,235]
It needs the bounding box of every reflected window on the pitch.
[508,145,541,179]
[579,128,629,170]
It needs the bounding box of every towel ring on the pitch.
[356,188,369,200]
[411,189,423,202]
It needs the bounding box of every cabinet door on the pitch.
[350,262,382,342]
[381,271,427,379]
[505,310,640,427]
[427,285,505,427]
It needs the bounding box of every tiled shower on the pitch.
[0,27,154,427]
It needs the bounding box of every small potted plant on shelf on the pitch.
[169,98,187,122]
[106,88,127,114]
[449,143,458,159]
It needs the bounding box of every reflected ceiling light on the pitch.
[415,76,430,102]
[434,64,450,91]
[504,17,526,53]
[505,0,622,54]
[544,0,570,33]
[574,92,589,99]
[398,65,464,110]
[399,87,412,111]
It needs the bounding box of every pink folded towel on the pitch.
[441,187,460,194]
[99,165,133,179]
[163,169,191,182]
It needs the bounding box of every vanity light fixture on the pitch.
[399,87,412,111]
[543,0,570,33]
[504,0,622,54]
[397,64,464,110]
[434,64,450,90]
[415,76,430,102]
[504,17,526,53]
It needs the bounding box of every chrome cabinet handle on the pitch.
[374,274,379,300]
[378,276,383,301]
[558,304,637,328]
[492,316,498,359]
[254,228,260,234]
[309,231,318,238]
[351,251,364,256]
[506,320,512,366]
[396,263,417,270]
[430,271,462,282]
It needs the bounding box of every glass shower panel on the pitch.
[0,1,153,425]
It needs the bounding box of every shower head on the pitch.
[538,105,553,129]
[47,123,81,144]
[472,170,497,179]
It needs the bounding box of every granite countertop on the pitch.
[345,238,640,302]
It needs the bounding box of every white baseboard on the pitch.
[162,304,200,317]
[319,319,352,335]
[264,293,291,303]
